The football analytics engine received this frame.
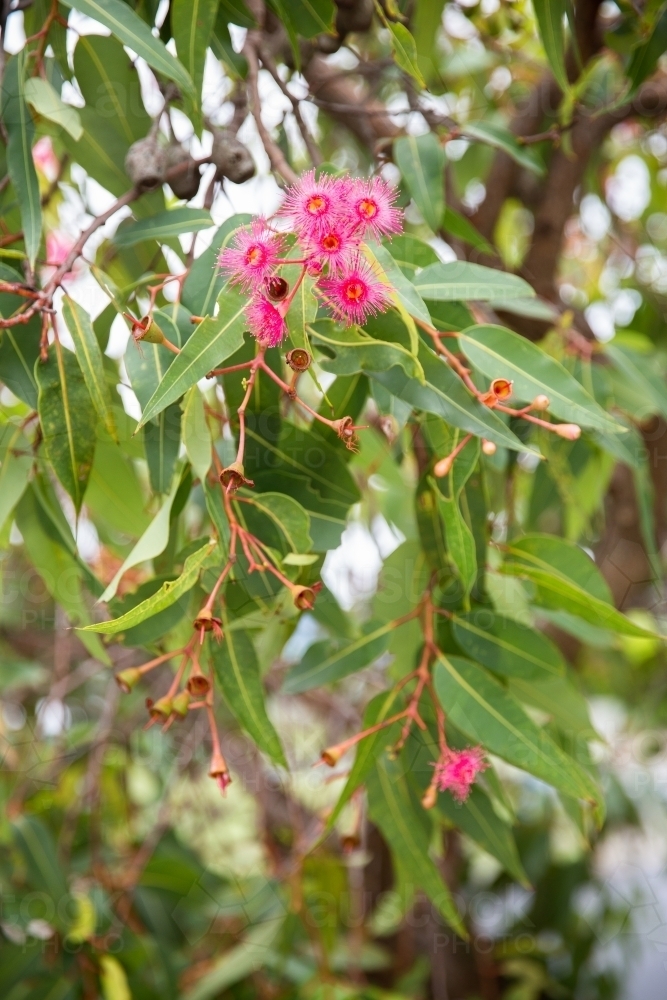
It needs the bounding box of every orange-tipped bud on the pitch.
[209,749,231,794]
[532,394,550,411]
[481,439,497,456]
[434,453,455,478]
[552,423,581,440]
[421,783,438,810]
[115,667,141,693]
[321,744,345,767]
[171,690,191,718]
[490,378,513,400]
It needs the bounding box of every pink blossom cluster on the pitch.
[432,746,487,802]
[218,171,403,347]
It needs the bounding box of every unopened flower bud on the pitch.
[552,423,581,441]
[481,439,497,456]
[115,667,141,693]
[266,276,289,301]
[422,783,438,810]
[532,394,550,411]
[434,453,455,477]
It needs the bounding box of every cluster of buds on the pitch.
[218,171,403,346]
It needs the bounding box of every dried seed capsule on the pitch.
[285,348,311,372]
[125,134,166,190]
[219,460,254,493]
[266,276,289,301]
[164,143,201,200]
[211,129,255,183]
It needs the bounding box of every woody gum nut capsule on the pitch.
[321,744,345,767]
[134,315,165,344]
[125,135,166,190]
[553,423,582,440]
[171,690,191,717]
[286,348,311,372]
[164,143,201,200]
[266,276,289,301]
[290,584,318,611]
[532,394,550,411]
[220,461,254,492]
[186,669,211,696]
[211,129,255,183]
[481,440,497,456]
[149,695,173,719]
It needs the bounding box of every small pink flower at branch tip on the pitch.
[219,219,284,291]
[432,746,487,803]
[33,136,59,181]
[246,296,287,347]
[320,257,392,326]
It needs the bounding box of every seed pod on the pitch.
[125,134,166,190]
[164,143,201,200]
[211,129,255,183]
[286,348,311,372]
[220,460,254,493]
[115,667,141,693]
[266,276,289,301]
[434,452,455,477]
[490,378,513,401]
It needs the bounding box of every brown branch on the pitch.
[258,44,322,166]
[243,33,299,184]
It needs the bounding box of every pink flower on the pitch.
[46,231,74,267]
[433,746,487,803]
[246,296,287,347]
[280,170,344,238]
[304,223,360,274]
[319,258,392,326]
[219,219,283,291]
[32,136,59,181]
[347,176,403,239]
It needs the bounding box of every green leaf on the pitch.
[99,474,182,603]
[500,560,661,638]
[144,403,182,493]
[508,674,594,735]
[627,9,667,87]
[532,0,570,93]
[238,491,312,555]
[414,262,534,301]
[0,320,41,407]
[463,120,545,176]
[182,386,212,482]
[212,623,287,766]
[436,489,477,596]
[367,754,466,935]
[138,287,247,426]
[79,541,216,633]
[385,234,439,277]
[36,342,96,513]
[436,785,529,886]
[61,0,196,99]
[270,0,335,38]
[85,439,150,537]
[442,206,495,256]
[371,343,539,454]
[73,34,151,145]
[173,0,218,104]
[367,241,431,328]
[508,534,613,600]
[394,132,445,232]
[459,324,625,434]
[218,0,257,28]
[308,319,424,379]
[606,343,667,421]
[182,918,283,1000]
[61,105,131,197]
[286,272,318,352]
[12,816,69,922]
[114,207,213,248]
[452,612,565,680]
[23,77,82,139]
[283,619,396,693]
[387,21,426,88]
[433,653,603,810]
[1,52,42,268]
[62,296,117,441]
[0,439,32,531]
